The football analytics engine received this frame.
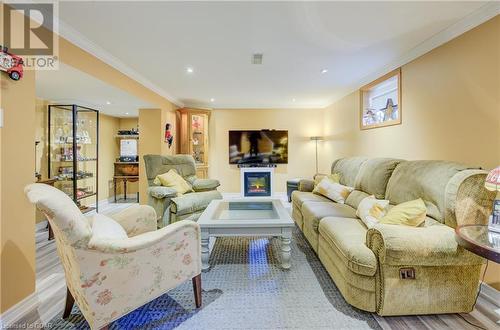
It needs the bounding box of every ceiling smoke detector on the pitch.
[252,53,263,65]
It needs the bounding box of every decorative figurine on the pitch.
[165,123,174,148]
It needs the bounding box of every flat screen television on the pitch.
[229,130,288,164]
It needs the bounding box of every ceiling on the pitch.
[55,1,497,109]
[36,63,151,117]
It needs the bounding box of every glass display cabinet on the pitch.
[177,108,210,178]
[48,104,99,213]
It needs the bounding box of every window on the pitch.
[360,68,401,130]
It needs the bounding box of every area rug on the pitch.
[49,227,380,329]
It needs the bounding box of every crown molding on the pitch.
[57,19,184,108]
[324,2,500,108]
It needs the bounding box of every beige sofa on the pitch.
[292,157,495,316]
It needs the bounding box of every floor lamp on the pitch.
[310,136,324,174]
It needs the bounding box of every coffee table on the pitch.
[197,198,295,270]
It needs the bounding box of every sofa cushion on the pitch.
[345,190,370,209]
[355,158,402,198]
[292,191,330,208]
[331,157,368,187]
[319,217,377,276]
[385,160,477,223]
[170,190,223,216]
[302,202,357,232]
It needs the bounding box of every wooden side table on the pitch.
[113,176,139,202]
[455,224,500,263]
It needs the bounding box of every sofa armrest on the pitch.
[110,204,157,236]
[171,190,223,217]
[88,220,200,256]
[148,186,178,199]
[298,179,315,192]
[366,223,483,267]
[191,178,220,192]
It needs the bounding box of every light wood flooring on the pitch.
[11,201,500,329]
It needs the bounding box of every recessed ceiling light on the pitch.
[125,112,129,115]
[186,67,194,74]
[210,98,215,102]
[321,69,328,74]
[106,101,111,105]
[292,98,296,102]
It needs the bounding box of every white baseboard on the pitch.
[0,292,39,328]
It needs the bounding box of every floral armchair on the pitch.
[25,183,202,330]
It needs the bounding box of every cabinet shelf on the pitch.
[77,192,96,201]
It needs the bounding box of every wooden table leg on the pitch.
[113,178,117,203]
[48,223,54,241]
[124,179,127,201]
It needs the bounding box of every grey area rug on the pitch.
[49,227,381,329]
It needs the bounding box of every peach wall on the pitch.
[209,108,324,193]
[0,6,178,312]
[0,70,37,313]
[322,16,500,289]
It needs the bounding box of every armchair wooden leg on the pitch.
[62,287,75,319]
[192,274,202,308]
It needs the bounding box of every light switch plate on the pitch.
[0,108,3,128]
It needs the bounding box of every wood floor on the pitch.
[11,201,500,330]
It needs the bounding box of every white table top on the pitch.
[198,198,294,228]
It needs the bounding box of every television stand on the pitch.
[237,163,277,168]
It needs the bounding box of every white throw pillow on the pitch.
[88,213,128,248]
[313,177,354,204]
[356,195,390,229]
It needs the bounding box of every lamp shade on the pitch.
[485,166,500,192]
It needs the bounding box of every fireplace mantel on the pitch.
[240,167,274,197]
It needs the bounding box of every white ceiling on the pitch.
[55,1,497,109]
[36,63,151,117]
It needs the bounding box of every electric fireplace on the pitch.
[244,172,271,197]
[240,167,274,197]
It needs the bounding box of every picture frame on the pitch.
[360,68,402,130]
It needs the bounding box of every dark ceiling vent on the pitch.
[252,53,263,65]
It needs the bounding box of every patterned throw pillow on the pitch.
[153,169,193,195]
[313,177,353,203]
[314,172,341,186]
[379,198,427,227]
[356,195,390,228]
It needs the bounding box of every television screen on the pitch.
[229,130,288,164]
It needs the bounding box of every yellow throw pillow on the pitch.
[313,177,353,204]
[379,198,427,227]
[153,169,193,195]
